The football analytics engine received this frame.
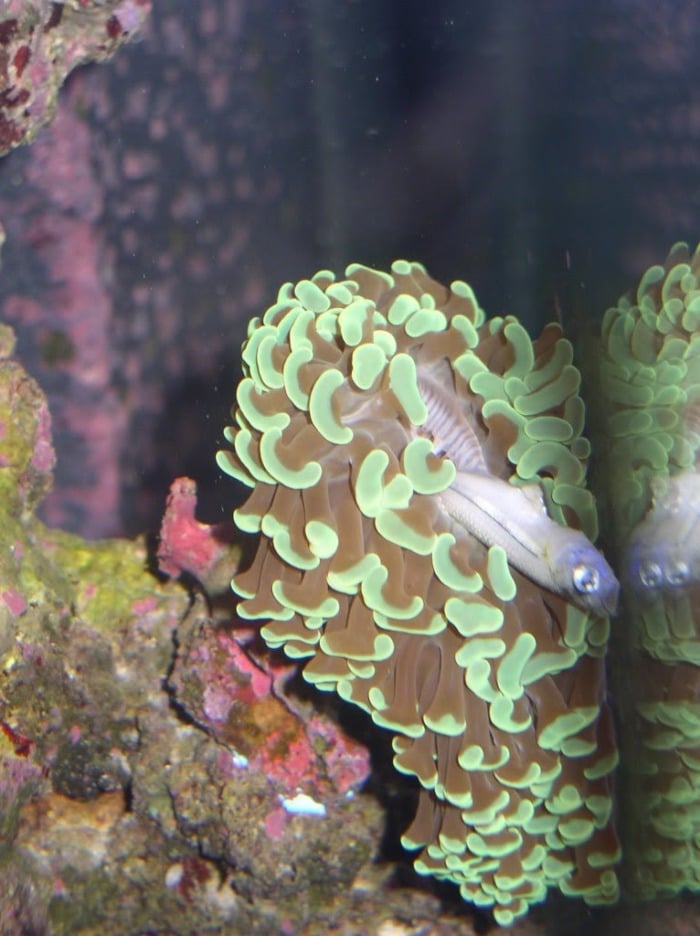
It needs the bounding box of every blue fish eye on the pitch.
[665,560,689,587]
[573,563,599,594]
[639,561,663,589]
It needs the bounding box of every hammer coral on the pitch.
[595,242,700,900]
[218,260,620,924]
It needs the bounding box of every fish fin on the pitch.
[416,364,488,473]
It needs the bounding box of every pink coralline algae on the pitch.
[169,609,371,806]
[2,587,27,616]
[304,712,373,796]
[0,2,149,536]
[0,325,388,933]
[157,476,240,595]
[29,399,54,472]
[0,100,127,535]
[0,0,151,156]
[158,477,374,875]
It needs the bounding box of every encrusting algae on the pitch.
[218,259,621,925]
[0,321,386,934]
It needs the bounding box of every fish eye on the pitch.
[639,561,663,589]
[665,559,689,587]
[572,563,600,594]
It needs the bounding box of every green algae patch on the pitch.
[45,529,173,635]
[0,361,55,518]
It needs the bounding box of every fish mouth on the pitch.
[598,577,621,617]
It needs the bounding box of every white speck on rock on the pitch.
[280,793,327,817]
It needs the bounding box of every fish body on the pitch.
[440,471,620,616]
[416,362,619,616]
[625,470,700,596]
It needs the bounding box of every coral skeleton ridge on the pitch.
[218,259,620,925]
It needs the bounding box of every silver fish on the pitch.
[625,470,700,596]
[439,471,620,617]
[415,359,619,616]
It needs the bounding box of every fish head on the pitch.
[624,537,691,597]
[557,542,620,617]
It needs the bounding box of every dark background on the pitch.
[1,0,698,536]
